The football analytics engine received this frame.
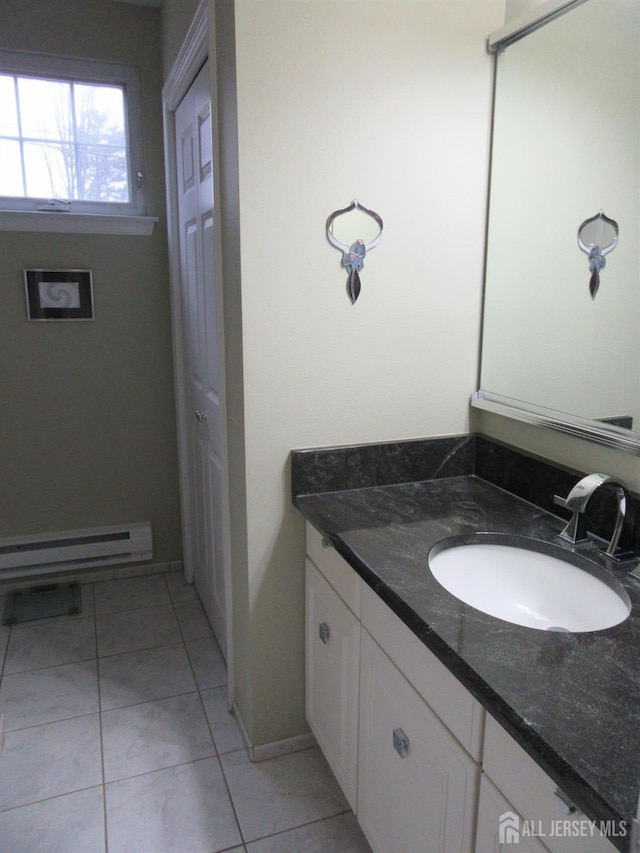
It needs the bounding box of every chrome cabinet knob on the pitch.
[393,727,409,758]
[195,410,207,422]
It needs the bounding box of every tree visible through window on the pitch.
[0,73,129,203]
[0,51,146,220]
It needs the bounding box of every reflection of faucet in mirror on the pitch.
[554,473,628,558]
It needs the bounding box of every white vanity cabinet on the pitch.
[305,524,483,851]
[304,523,618,853]
[305,528,361,810]
[481,714,618,853]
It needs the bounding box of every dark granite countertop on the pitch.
[292,437,640,852]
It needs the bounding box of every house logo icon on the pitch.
[499,811,520,844]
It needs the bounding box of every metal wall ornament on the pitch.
[577,210,619,299]
[326,199,383,303]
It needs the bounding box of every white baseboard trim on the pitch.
[231,702,316,762]
[251,732,317,762]
[232,702,252,754]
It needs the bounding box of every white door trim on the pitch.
[162,4,208,112]
[162,0,234,698]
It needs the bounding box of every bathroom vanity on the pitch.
[292,435,640,853]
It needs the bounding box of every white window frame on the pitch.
[0,50,157,235]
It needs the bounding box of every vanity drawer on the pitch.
[476,773,548,853]
[483,714,618,853]
[306,523,362,616]
[361,581,484,760]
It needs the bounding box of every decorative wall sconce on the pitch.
[326,199,383,304]
[577,211,618,299]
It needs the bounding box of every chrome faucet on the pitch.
[554,473,628,558]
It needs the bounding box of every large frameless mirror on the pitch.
[472,0,640,454]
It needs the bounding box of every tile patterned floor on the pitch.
[0,572,371,853]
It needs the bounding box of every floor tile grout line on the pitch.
[216,749,248,848]
[0,610,96,677]
[2,708,101,736]
[98,638,185,663]
[94,574,178,618]
[241,809,355,848]
[102,751,242,788]
[97,639,187,660]
[164,570,219,741]
[164,569,187,643]
[3,652,99,678]
[95,601,178,618]
[96,573,234,828]
[198,676,221,758]
[101,687,205,717]
[198,683,244,758]
[92,582,110,853]
[164,570,217,648]
[0,585,101,822]
[4,691,236,747]
[214,753,354,850]
[164,573,248,848]
[0,782,106,815]
[165,570,248,842]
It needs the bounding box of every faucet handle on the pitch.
[554,473,631,558]
[604,483,627,558]
[553,492,589,544]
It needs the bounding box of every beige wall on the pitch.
[216,0,505,747]
[505,0,548,21]
[0,0,182,563]
[161,0,201,81]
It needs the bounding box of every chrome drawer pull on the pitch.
[553,787,580,816]
[393,727,409,758]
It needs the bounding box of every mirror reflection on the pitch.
[479,0,640,434]
[329,207,382,246]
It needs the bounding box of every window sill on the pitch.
[0,210,158,236]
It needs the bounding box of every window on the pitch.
[0,50,148,222]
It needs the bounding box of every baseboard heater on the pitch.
[0,522,153,580]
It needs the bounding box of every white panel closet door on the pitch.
[175,60,227,658]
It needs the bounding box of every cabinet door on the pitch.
[358,629,480,853]
[484,715,619,853]
[477,774,549,853]
[361,581,484,760]
[305,558,360,810]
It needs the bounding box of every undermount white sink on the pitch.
[428,539,631,632]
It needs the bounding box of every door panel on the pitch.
[175,60,227,658]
